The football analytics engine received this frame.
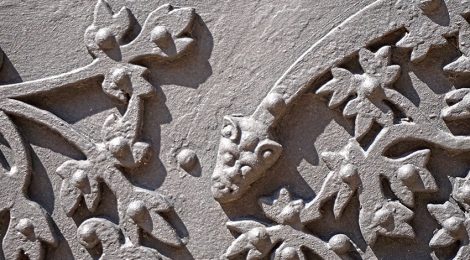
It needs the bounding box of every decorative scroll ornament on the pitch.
[0,0,204,258]
[214,0,470,259]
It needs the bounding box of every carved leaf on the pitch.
[227,220,267,234]
[441,88,470,120]
[223,226,273,260]
[429,229,457,248]
[428,202,467,249]
[397,2,456,62]
[84,0,132,55]
[56,159,101,216]
[361,201,415,245]
[3,201,57,260]
[428,202,465,225]
[147,211,183,247]
[259,188,304,225]
[59,179,82,217]
[123,4,196,61]
[316,68,357,109]
[122,190,182,247]
[452,175,470,211]
[343,96,393,138]
[444,20,470,75]
[358,47,400,86]
[388,149,437,207]
[455,245,470,259]
[333,183,355,219]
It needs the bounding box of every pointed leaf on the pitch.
[354,114,374,139]
[148,210,183,247]
[316,68,355,109]
[224,233,250,258]
[60,180,82,217]
[333,183,355,219]
[428,202,464,225]
[429,229,457,248]
[389,179,415,207]
[226,220,266,234]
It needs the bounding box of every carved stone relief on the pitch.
[0,0,210,259]
[213,0,470,259]
[3,0,470,259]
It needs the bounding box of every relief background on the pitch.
[4,0,465,259]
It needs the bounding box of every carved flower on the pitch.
[3,200,57,260]
[259,188,304,226]
[121,190,184,248]
[301,140,436,245]
[444,18,470,76]
[224,221,274,259]
[84,0,132,56]
[441,88,470,120]
[77,218,166,259]
[428,201,470,258]
[316,46,400,138]
[56,159,101,216]
[84,0,197,62]
[396,0,458,62]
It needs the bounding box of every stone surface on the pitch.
[2,0,470,259]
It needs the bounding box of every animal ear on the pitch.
[221,116,240,142]
[255,139,282,165]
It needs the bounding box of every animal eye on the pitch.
[223,153,235,166]
[221,125,234,138]
[262,149,273,159]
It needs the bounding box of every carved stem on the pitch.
[121,95,144,143]
[0,99,96,155]
[368,123,470,158]
[252,0,403,127]
[383,88,431,124]
[0,60,102,98]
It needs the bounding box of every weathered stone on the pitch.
[1,0,470,259]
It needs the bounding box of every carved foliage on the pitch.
[219,1,470,259]
[0,0,202,258]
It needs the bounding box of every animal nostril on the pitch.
[211,175,221,182]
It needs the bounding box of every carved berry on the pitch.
[328,234,351,255]
[339,164,358,184]
[95,27,116,50]
[16,218,35,237]
[279,247,298,260]
[150,26,172,49]
[442,217,464,235]
[126,200,147,223]
[71,170,88,189]
[397,164,419,183]
[78,224,99,248]
[176,149,198,171]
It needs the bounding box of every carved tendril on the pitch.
[0,0,201,258]
[220,1,470,259]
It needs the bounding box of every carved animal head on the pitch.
[211,115,282,203]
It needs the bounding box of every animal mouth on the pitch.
[211,180,241,203]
